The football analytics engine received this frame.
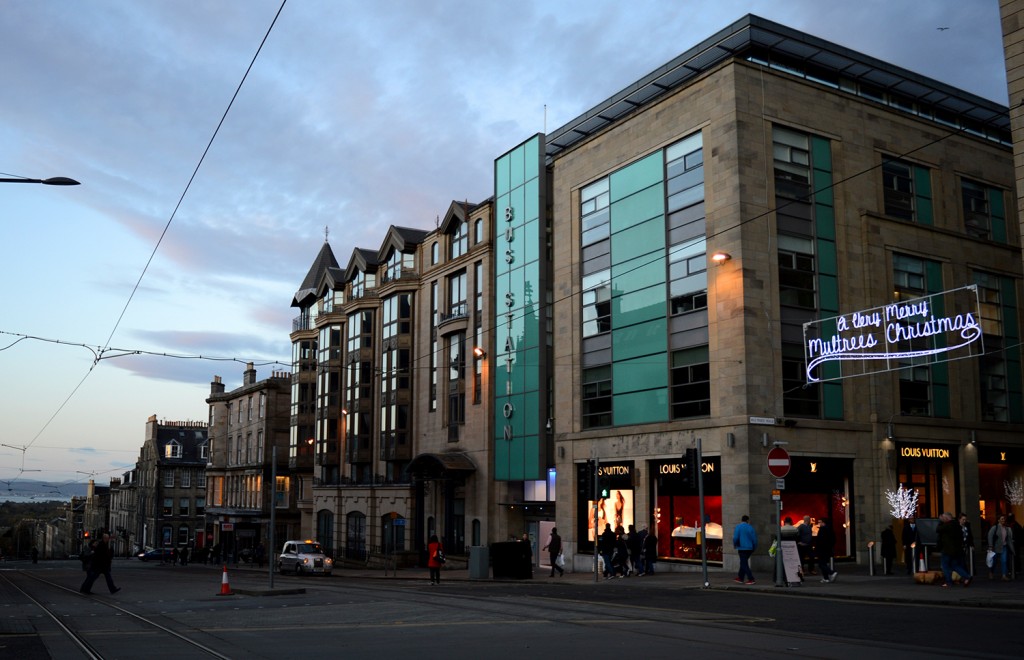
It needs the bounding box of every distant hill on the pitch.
[1,479,88,503]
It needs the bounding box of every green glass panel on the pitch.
[612,216,666,264]
[523,214,540,265]
[815,205,835,240]
[613,318,667,361]
[509,145,525,190]
[495,156,510,197]
[614,389,669,425]
[813,170,833,207]
[525,177,540,223]
[925,261,943,295]
[818,239,838,277]
[612,253,665,292]
[494,430,510,480]
[610,184,665,234]
[524,135,540,177]
[914,166,933,225]
[811,137,832,172]
[932,380,950,418]
[613,354,668,392]
[1000,276,1019,338]
[610,151,663,202]
[522,347,541,392]
[614,284,668,327]
[823,382,844,420]
[819,274,839,313]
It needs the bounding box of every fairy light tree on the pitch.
[886,483,919,519]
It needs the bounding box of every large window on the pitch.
[581,179,610,248]
[882,159,915,221]
[778,235,816,309]
[447,332,466,439]
[351,270,376,299]
[582,270,611,337]
[671,346,710,418]
[975,271,1009,422]
[582,366,612,429]
[384,250,414,282]
[962,179,991,240]
[346,511,367,561]
[893,253,935,416]
[446,271,467,320]
[450,219,469,259]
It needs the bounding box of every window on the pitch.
[259,391,266,418]
[384,249,414,282]
[382,293,412,340]
[962,179,990,239]
[431,242,439,265]
[447,332,466,438]
[447,270,467,320]
[581,178,610,247]
[975,271,1009,422]
[197,470,206,488]
[474,218,484,244]
[181,470,191,488]
[450,219,469,259]
[163,471,175,488]
[893,253,935,416]
[276,476,290,508]
[257,429,264,460]
[346,511,367,561]
[582,366,612,429]
[882,159,915,221]
[582,270,611,337]
[195,497,205,515]
[778,235,816,309]
[165,440,182,459]
[178,498,189,517]
[351,270,376,299]
[162,498,173,516]
[671,347,711,418]
[198,442,208,461]
[177,525,189,546]
[669,239,708,314]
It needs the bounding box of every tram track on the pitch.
[0,570,232,659]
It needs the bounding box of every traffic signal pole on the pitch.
[593,456,600,582]
[696,438,709,588]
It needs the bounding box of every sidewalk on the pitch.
[213,559,1024,609]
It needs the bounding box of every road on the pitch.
[0,560,1018,659]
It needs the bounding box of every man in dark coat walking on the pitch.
[80,531,120,595]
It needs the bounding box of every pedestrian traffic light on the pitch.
[580,460,596,500]
[83,531,90,539]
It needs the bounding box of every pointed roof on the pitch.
[439,200,475,235]
[292,241,339,308]
[377,225,430,262]
[344,247,380,283]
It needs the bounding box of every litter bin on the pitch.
[469,546,489,579]
[490,541,533,579]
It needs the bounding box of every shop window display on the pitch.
[651,456,723,564]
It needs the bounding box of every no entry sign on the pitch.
[767,446,791,478]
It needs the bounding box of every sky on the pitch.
[0,0,1009,494]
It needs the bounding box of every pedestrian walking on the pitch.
[179,546,189,566]
[543,528,564,577]
[611,527,629,577]
[427,534,444,585]
[936,512,972,587]
[732,515,757,585]
[958,513,974,568]
[598,523,615,579]
[79,531,120,595]
[815,518,837,582]
[627,524,642,576]
[987,514,1015,580]
[641,528,658,575]
[797,515,815,576]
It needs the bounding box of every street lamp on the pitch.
[0,176,80,186]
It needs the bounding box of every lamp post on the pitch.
[0,176,80,185]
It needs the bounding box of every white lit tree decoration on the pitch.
[1005,478,1024,506]
[886,483,919,519]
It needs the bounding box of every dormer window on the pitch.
[199,442,209,462]
[450,220,468,259]
[351,270,376,299]
[384,250,415,282]
[165,440,182,459]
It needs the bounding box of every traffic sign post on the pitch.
[767,445,791,587]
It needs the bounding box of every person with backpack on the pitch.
[427,534,445,585]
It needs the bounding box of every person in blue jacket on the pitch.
[732,515,758,584]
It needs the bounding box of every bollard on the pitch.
[867,541,876,577]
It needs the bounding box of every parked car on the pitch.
[277,540,332,575]
[136,547,174,562]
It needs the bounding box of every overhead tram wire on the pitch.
[16,1,289,466]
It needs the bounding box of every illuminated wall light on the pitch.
[711,251,731,264]
[473,346,486,359]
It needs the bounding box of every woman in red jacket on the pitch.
[427,534,444,584]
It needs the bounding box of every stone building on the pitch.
[205,363,296,561]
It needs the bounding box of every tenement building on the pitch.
[525,15,1018,573]
[291,202,525,566]
[205,363,297,562]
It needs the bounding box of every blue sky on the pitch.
[0,0,1008,492]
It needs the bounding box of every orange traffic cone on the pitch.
[217,564,233,596]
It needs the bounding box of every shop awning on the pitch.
[406,452,477,479]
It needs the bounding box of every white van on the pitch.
[277,540,333,575]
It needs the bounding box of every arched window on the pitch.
[317,509,335,556]
[346,511,366,561]
[431,242,439,265]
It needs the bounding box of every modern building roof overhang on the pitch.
[544,14,1010,162]
[406,452,476,479]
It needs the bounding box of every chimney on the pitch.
[211,375,225,395]
[243,362,257,386]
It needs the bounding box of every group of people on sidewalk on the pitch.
[733,514,838,585]
[595,523,658,579]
